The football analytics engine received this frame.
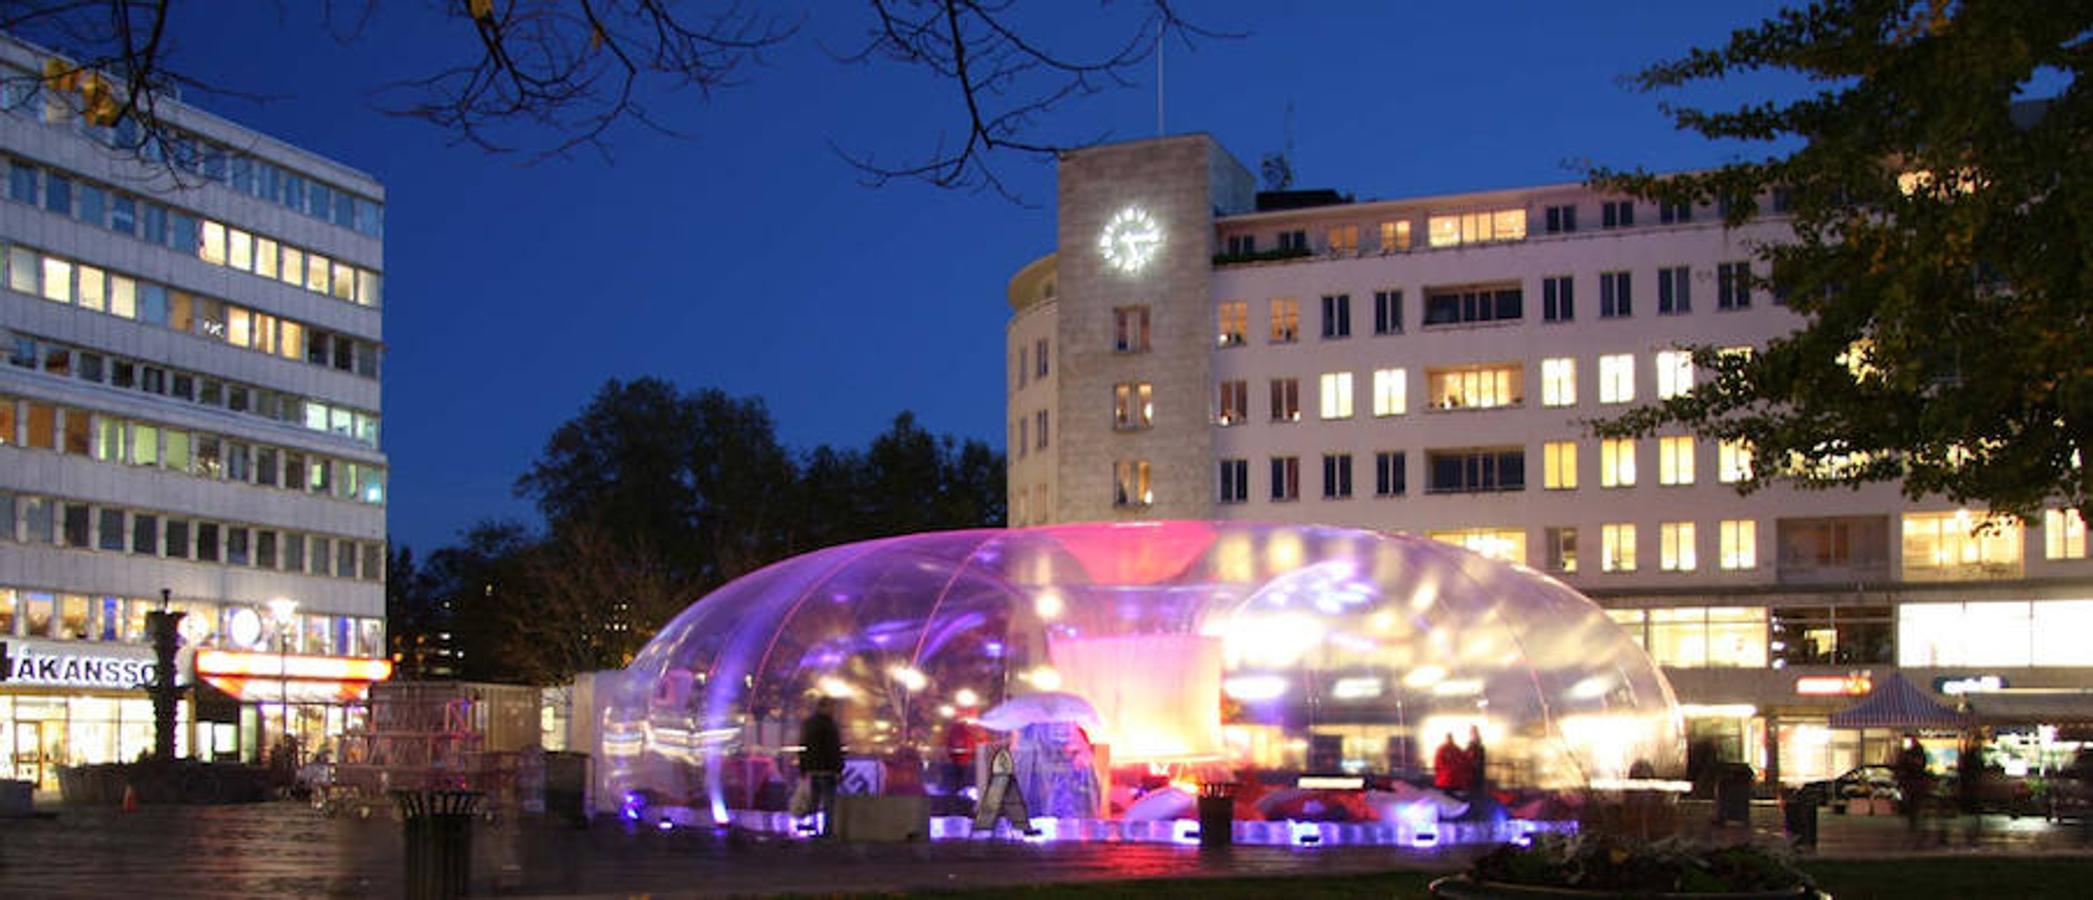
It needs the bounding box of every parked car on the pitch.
[1802,765,1901,807]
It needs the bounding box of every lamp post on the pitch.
[267,598,298,764]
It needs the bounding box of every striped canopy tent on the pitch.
[1828,672,1971,730]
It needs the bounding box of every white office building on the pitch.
[0,35,390,787]
[1006,134,2093,785]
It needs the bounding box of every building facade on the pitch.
[0,36,390,787]
[1007,133,2093,785]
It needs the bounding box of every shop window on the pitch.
[24,591,55,637]
[1429,527,1526,564]
[0,588,14,635]
[1772,606,1893,667]
[59,593,90,640]
[1776,515,1889,581]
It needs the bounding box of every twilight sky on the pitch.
[138,1,1797,552]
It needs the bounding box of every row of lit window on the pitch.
[1210,352,1717,427]
[1608,597,2093,671]
[0,587,384,657]
[10,333,379,448]
[2,73,385,238]
[0,395,387,505]
[1214,265,1761,346]
[3,242,382,379]
[0,489,386,581]
[7,159,382,307]
[1218,191,1792,262]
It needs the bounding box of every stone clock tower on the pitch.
[1019,134,1255,523]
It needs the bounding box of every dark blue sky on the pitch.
[149,1,1795,552]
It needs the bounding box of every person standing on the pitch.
[1467,725,1489,796]
[1892,734,1932,840]
[1433,733,1469,792]
[799,697,844,837]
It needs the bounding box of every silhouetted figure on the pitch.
[1892,734,1932,840]
[799,697,844,836]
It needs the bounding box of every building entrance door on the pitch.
[13,721,43,787]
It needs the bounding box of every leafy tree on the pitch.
[421,519,539,682]
[1593,0,2092,525]
[4,1,1223,194]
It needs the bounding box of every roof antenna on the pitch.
[1259,101,1296,190]
[1155,17,1165,136]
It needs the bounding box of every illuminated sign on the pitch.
[1,640,165,689]
[1795,673,1873,696]
[1935,675,2007,695]
[194,649,392,682]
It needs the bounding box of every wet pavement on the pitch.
[0,801,2088,897]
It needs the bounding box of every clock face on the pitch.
[1098,206,1162,274]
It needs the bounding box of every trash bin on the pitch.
[395,789,481,899]
[1783,786,1820,848]
[544,752,589,828]
[1714,763,1754,826]
[1197,782,1236,848]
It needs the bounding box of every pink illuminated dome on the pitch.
[602,521,1683,823]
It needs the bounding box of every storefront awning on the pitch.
[1962,692,2093,726]
[194,650,392,704]
[1828,671,1970,730]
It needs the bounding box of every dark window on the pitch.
[1219,459,1249,504]
[1771,187,1795,214]
[1600,271,1632,318]
[196,522,220,562]
[171,373,194,401]
[97,507,124,551]
[257,530,277,569]
[1717,262,1752,309]
[1657,266,1692,314]
[78,352,103,383]
[333,335,355,371]
[1226,234,1256,255]
[1320,294,1351,339]
[131,513,157,555]
[1322,453,1353,499]
[1601,200,1634,229]
[8,161,36,204]
[1424,285,1522,326]
[164,520,190,559]
[1426,448,1526,494]
[141,366,165,395]
[1269,456,1300,501]
[109,194,135,235]
[312,537,331,576]
[362,543,383,581]
[63,503,91,547]
[226,527,249,566]
[285,533,305,573]
[1543,276,1574,322]
[1659,202,1692,224]
[338,541,358,579]
[1373,290,1402,335]
[44,173,71,215]
[1544,204,1578,234]
[1771,605,1894,666]
[1277,230,1308,251]
[1775,515,1891,579]
[1375,451,1407,497]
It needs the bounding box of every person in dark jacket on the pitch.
[800,697,844,836]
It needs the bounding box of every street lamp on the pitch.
[267,598,298,763]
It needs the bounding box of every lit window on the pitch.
[1372,368,1407,417]
[1327,225,1359,255]
[1113,459,1152,508]
[1269,298,1300,343]
[1428,364,1521,410]
[1543,441,1578,490]
[1379,220,1411,252]
[1600,438,1637,488]
[77,265,104,311]
[1598,353,1635,404]
[1113,382,1153,430]
[1602,523,1637,572]
[1319,372,1354,420]
[1655,350,1695,399]
[1660,521,1697,571]
[1218,301,1248,347]
[1426,208,1527,247]
[41,256,71,303]
[1541,357,1576,407]
[1114,306,1150,353]
[255,237,278,279]
[1658,436,1695,486]
[1902,510,2023,581]
[199,220,226,265]
[2046,509,2088,560]
[1720,519,1757,570]
[1429,527,1527,564]
[1718,440,1754,484]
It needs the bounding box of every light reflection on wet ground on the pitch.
[0,802,2087,897]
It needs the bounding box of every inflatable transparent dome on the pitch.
[602,522,1682,824]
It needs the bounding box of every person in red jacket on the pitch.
[1432,733,1471,791]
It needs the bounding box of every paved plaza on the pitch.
[0,801,2088,897]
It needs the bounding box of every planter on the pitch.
[1428,875,1825,899]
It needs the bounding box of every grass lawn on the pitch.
[894,857,2093,898]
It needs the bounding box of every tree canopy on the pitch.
[1593,0,2092,525]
